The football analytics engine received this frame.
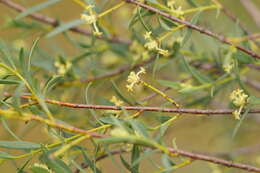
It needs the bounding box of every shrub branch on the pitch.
[124,0,260,59]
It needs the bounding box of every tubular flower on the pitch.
[126,67,146,92]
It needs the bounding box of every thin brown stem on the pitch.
[167,147,260,172]
[75,146,260,173]
[4,93,260,115]
[124,0,260,59]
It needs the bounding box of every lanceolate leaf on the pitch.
[0,141,41,150]
[16,0,62,19]
[46,19,85,38]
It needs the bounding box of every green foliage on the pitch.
[0,0,259,172]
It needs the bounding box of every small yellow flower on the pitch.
[157,48,169,56]
[144,31,152,40]
[126,67,146,92]
[81,7,102,36]
[144,40,158,50]
[81,14,96,24]
[54,60,72,75]
[143,31,169,55]
[175,6,184,16]
[223,61,234,74]
[110,96,123,106]
[167,0,175,8]
[232,109,240,120]
[230,89,248,107]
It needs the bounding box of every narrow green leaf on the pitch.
[16,0,62,19]
[249,96,260,105]
[120,155,132,171]
[186,0,199,7]
[28,38,41,72]
[131,145,140,173]
[17,158,32,173]
[40,153,72,173]
[0,41,16,69]
[0,151,14,159]
[161,154,175,170]
[180,55,212,84]
[111,81,133,105]
[19,48,26,74]
[129,120,150,138]
[232,107,251,139]
[30,164,53,173]
[1,119,21,141]
[81,152,102,173]
[182,11,201,45]
[43,75,63,95]
[46,19,85,38]
[158,80,181,89]
[0,79,20,84]
[0,141,41,150]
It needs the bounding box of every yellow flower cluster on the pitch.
[54,60,72,75]
[223,61,234,74]
[81,13,96,24]
[229,88,248,120]
[143,32,169,56]
[126,67,146,92]
[81,5,102,36]
[230,89,248,107]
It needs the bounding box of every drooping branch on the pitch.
[124,0,260,60]
[0,0,130,45]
